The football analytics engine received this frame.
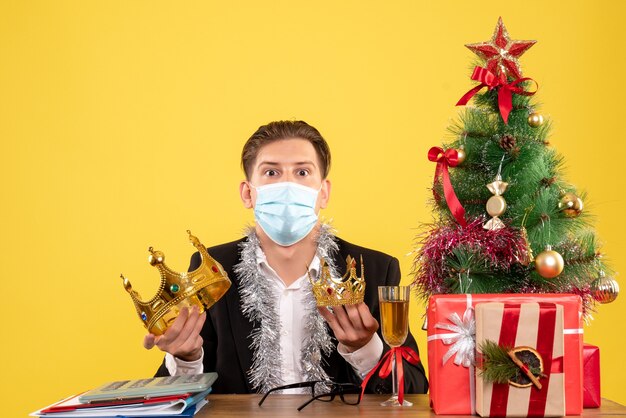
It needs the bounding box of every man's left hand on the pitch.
[318,303,379,352]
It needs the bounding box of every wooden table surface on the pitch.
[197,394,626,417]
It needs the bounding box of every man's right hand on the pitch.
[143,306,206,362]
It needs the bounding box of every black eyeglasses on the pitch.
[258,380,362,411]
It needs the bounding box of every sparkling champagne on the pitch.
[380,300,409,347]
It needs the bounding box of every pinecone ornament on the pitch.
[499,134,517,151]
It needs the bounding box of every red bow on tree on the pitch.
[428,147,467,227]
[456,66,537,124]
[360,346,421,405]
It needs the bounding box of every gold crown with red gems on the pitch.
[121,230,231,335]
[308,255,366,306]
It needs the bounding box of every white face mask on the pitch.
[251,182,321,246]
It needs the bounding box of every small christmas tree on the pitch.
[412,18,618,315]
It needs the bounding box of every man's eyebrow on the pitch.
[256,160,317,166]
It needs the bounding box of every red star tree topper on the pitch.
[465,17,536,79]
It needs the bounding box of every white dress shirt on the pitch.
[165,248,383,388]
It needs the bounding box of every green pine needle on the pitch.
[478,340,518,384]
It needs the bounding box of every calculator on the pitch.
[78,372,218,403]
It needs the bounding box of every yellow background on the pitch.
[2,1,624,416]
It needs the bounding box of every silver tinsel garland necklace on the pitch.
[235,224,338,393]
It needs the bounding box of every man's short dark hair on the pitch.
[241,120,331,179]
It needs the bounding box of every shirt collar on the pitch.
[255,246,321,289]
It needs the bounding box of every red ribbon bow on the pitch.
[360,346,420,405]
[428,147,467,227]
[456,66,538,124]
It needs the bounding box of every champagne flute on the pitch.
[378,285,412,407]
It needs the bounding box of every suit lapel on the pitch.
[224,280,255,392]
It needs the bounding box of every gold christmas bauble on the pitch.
[456,147,466,164]
[528,112,544,128]
[486,195,507,217]
[592,274,619,304]
[535,248,564,279]
[558,192,583,218]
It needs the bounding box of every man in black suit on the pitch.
[144,120,428,395]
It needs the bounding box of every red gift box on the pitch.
[475,302,566,417]
[582,344,601,408]
[427,294,583,415]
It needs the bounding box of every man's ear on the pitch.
[240,181,253,209]
[319,179,331,209]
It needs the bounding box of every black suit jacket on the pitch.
[156,237,428,394]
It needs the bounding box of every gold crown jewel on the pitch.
[309,255,366,306]
[121,230,232,335]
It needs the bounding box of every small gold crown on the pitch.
[121,230,231,335]
[308,255,366,306]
